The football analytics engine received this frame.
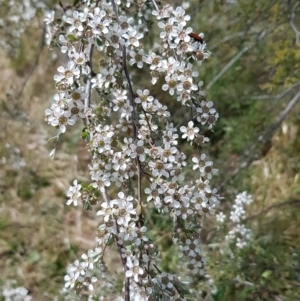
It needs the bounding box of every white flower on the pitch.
[110,193,136,226]
[145,182,163,207]
[58,34,74,54]
[69,260,86,279]
[129,49,145,68]
[126,257,144,282]
[119,16,134,33]
[73,52,86,65]
[192,154,218,179]
[82,271,97,290]
[66,10,86,32]
[91,173,111,192]
[150,70,160,85]
[119,222,138,243]
[64,99,85,120]
[173,24,192,44]
[134,226,148,246]
[81,249,97,270]
[196,100,216,117]
[192,154,207,170]
[170,164,185,182]
[66,179,82,206]
[112,89,127,111]
[216,212,226,223]
[152,5,173,20]
[64,272,77,289]
[88,13,110,35]
[177,75,198,93]
[145,52,162,70]
[101,67,117,88]
[162,124,179,145]
[179,62,199,79]
[159,272,174,289]
[158,19,176,39]
[161,142,177,163]
[162,73,178,95]
[123,28,143,47]
[182,238,201,257]
[69,87,88,102]
[55,61,80,85]
[175,200,193,219]
[135,89,153,104]
[130,140,147,162]
[57,113,76,133]
[161,56,180,74]
[172,6,190,26]
[148,160,169,178]
[180,121,199,141]
[96,202,113,222]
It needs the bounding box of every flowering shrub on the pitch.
[0,0,48,56]
[45,0,222,300]
[1,281,32,301]
[216,191,253,249]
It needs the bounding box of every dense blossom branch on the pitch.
[45,0,222,300]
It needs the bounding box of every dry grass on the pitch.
[249,121,300,246]
[0,42,123,299]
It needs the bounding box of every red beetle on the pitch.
[188,33,204,44]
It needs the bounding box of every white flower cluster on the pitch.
[64,248,100,291]
[0,143,26,173]
[45,0,221,299]
[0,0,46,54]
[217,192,253,249]
[1,284,32,301]
[179,233,207,276]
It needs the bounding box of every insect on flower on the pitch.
[188,33,204,44]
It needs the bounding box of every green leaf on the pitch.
[66,34,77,42]
[81,183,88,189]
[106,236,114,247]
[96,38,103,47]
[27,251,40,264]
[262,270,272,279]
[161,294,169,301]
[176,281,190,295]
[73,0,81,6]
[83,201,92,211]
[136,204,142,215]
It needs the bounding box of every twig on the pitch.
[244,199,300,222]
[206,30,266,91]
[206,46,249,91]
[109,2,134,299]
[154,231,172,244]
[289,4,300,44]
[270,90,300,132]
[233,277,255,287]
[151,0,159,12]
[251,81,300,100]
[15,22,45,102]
[111,0,143,225]
[85,44,94,110]
[101,189,130,301]
[217,89,300,192]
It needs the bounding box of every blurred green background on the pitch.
[0,0,299,300]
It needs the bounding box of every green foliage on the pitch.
[0,0,299,300]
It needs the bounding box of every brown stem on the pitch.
[110,0,142,225]
[84,43,94,125]
[244,198,300,222]
[109,2,137,299]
